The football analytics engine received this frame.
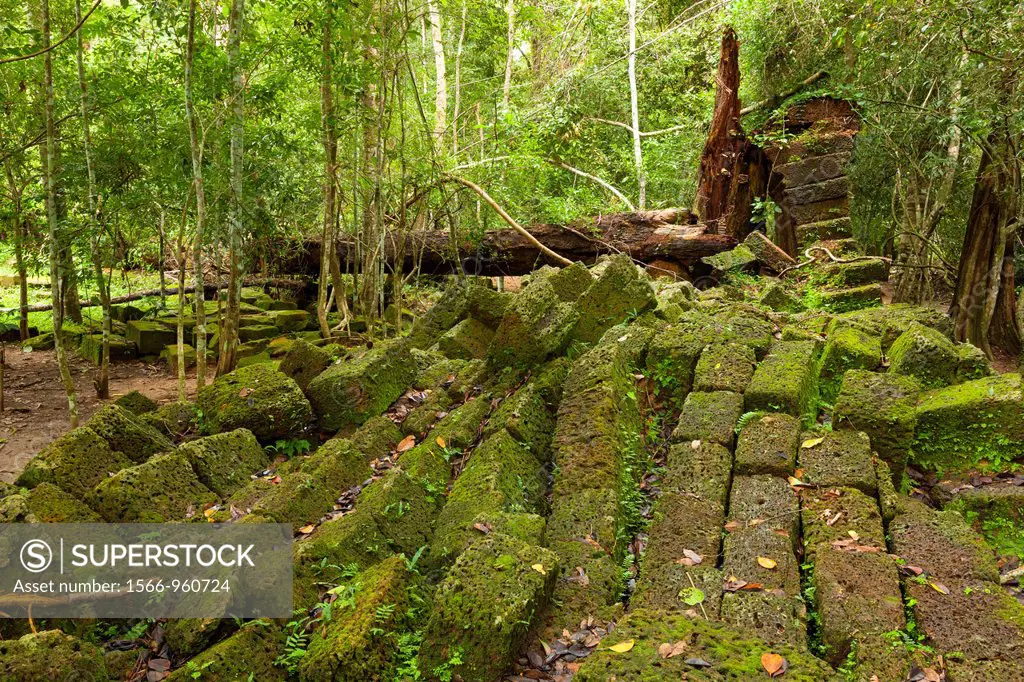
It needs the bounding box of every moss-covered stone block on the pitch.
[889,498,1000,583]
[400,388,453,436]
[298,557,417,682]
[834,303,953,351]
[22,482,102,522]
[833,370,919,479]
[466,284,512,325]
[574,610,833,681]
[745,340,821,420]
[693,342,757,394]
[735,413,801,477]
[114,390,157,415]
[542,261,595,302]
[277,338,331,392]
[0,630,109,681]
[79,332,135,365]
[957,342,994,382]
[437,318,494,360]
[178,428,268,497]
[813,546,905,666]
[799,430,876,495]
[820,258,890,287]
[268,309,309,333]
[571,254,656,345]
[632,562,723,616]
[488,277,579,369]
[404,280,478,350]
[306,342,416,431]
[197,363,314,442]
[672,391,745,448]
[722,524,801,593]
[166,622,285,682]
[727,474,801,538]
[88,452,217,522]
[801,487,886,562]
[719,591,807,648]
[141,400,201,441]
[819,322,881,400]
[22,332,54,351]
[817,283,882,313]
[759,280,805,312]
[702,243,759,272]
[888,321,962,388]
[126,319,177,355]
[86,403,173,463]
[911,374,1024,474]
[349,415,402,461]
[945,482,1024,556]
[644,493,725,569]
[662,441,733,508]
[357,469,441,555]
[644,324,703,403]
[421,534,559,682]
[483,382,556,461]
[16,427,133,498]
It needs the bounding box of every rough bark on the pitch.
[427,0,447,144]
[502,0,514,109]
[316,0,335,339]
[695,27,759,239]
[185,0,208,388]
[40,0,79,426]
[294,209,733,277]
[625,0,645,209]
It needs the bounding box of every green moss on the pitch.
[88,452,217,522]
[662,441,733,508]
[0,631,109,681]
[166,622,285,682]
[744,340,822,421]
[164,618,230,659]
[126,319,177,355]
[306,341,416,431]
[643,325,703,404]
[801,487,886,562]
[400,389,453,436]
[16,427,133,498]
[404,280,476,349]
[544,261,595,302]
[911,374,1024,474]
[437,318,494,360]
[114,390,157,415]
[350,415,403,461]
[735,412,801,477]
[571,254,656,345]
[357,468,441,555]
[889,497,1000,583]
[833,370,919,478]
[483,382,556,460]
[466,283,512,324]
[487,276,579,369]
[430,429,546,567]
[819,322,881,401]
[23,482,101,522]
[815,283,882,313]
[420,534,558,681]
[575,610,834,680]
[759,280,805,312]
[702,244,759,272]
[833,303,953,351]
[277,338,331,391]
[694,342,758,394]
[799,430,877,495]
[672,391,745,448]
[197,363,314,441]
[298,557,417,682]
[178,428,268,497]
[269,309,310,333]
[888,321,962,388]
[86,403,173,462]
[141,400,201,441]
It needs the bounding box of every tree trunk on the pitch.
[75,0,111,399]
[357,16,382,319]
[316,0,336,339]
[427,0,447,144]
[695,27,758,239]
[295,209,731,276]
[175,209,187,401]
[185,0,208,388]
[40,0,79,426]
[218,0,245,376]
[502,0,514,110]
[452,1,466,156]
[2,164,30,341]
[950,130,1021,356]
[625,0,645,209]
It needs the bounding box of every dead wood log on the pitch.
[290,209,738,277]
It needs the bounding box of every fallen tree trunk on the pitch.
[291,209,738,277]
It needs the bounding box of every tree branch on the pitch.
[0,0,102,65]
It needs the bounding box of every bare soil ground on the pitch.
[0,347,203,482]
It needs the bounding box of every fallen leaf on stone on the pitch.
[675,549,703,566]
[848,530,859,540]
[567,566,590,586]
[757,556,778,569]
[397,435,416,452]
[297,524,315,535]
[270,475,282,484]
[238,387,253,398]
[658,641,688,659]
[724,520,740,533]
[678,587,705,606]
[583,534,604,551]
[436,436,447,448]
[723,577,748,592]
[929,581,950,595]
[532,563,547,575]
[801,437,824,449]
[684,657,712,668]
[691,439,702,449]
[473,522,492,534]
[794,468,805,478]
[831,538,881,553]
[787,476,809,488]
[774,529,790,538]
[901,565,924,577]
[605,639,634,653]
[748,518,765,527]
[761,652,787,677]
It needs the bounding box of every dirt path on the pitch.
[0,347,203,482]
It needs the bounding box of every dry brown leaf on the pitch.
[757,556,778,570]
[929,581,950,595]
[298,524,315,535]
[657,641,688,659]
[397,435,416,452]
[436,436,447,448]
[724,520,740,533]
[472,522,492,535]
[761,652,787,677]
[675,549,703,567]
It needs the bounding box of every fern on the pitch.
[735,410,767,434]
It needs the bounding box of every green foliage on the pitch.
[265,439,312,459]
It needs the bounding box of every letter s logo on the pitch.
[20,539,53,573]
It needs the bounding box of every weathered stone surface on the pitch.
[178,428,268,497]
[834,303,953,351]
[735,413,801,477]
[784,176,850,206]
[799,430,877,495]
[574,610,833,680]
[671,390,745,448]
[662,441,732,508]
[788,196,849,226]
[88,452,217,522]
[796,216,853,245]
[0,482,102,523]
[198,363,314,442]
[744,231,797,273]
[719,591,807,648]
[727,474,801,538]
[801,487,886,562]
[759,280,804,312]
[888,321,963,388]
[126,319,177,355]
[644,324,703,403]
[0,631,110,681]
[571,254,656,345]
[86,403,173,463]
[278,339,331,391]
[817,283,882,313]
[818,322,881,401]
[911,374,1024,473]
[437,317,494,360]
[773,152,851,185]
[79,332,135,365]
[833,369,919,478]
[421,534,558,682]
[693,342,757,393]
[819,258,890,286]
[488,277,578,368]
[16,427,133,498]
[745,340,821,420]
[722,523,801,593]
[166,623,285,682]
[702,243,758,271]
[141,401,201,441]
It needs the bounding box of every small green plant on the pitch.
[432,646,464,682]
[394,631,424,681]
[265,438,312,459]
[735,410,766,434]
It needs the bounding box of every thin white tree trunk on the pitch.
[452,1,466,156]
[40,0,79,425]
[427,0,447,145]
[503,0,514,110]
[625,0,645,209]
[185,0,208,388]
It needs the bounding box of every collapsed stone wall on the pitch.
[2,253,1023,681]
